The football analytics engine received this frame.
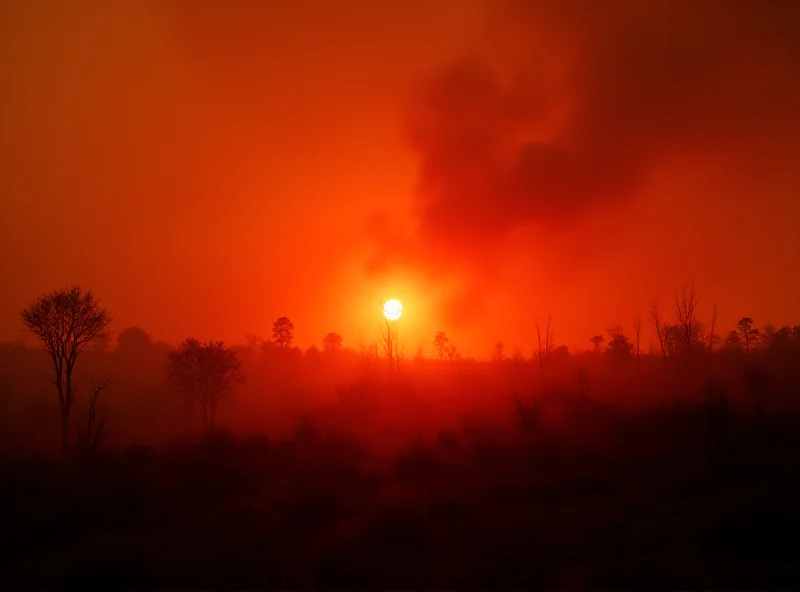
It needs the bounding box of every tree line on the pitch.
[18,284,800,456]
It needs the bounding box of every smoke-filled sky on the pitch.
[2,0,799,357]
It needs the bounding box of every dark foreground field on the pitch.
[2,398,799,589]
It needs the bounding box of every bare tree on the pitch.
[358,339,381,374]
[75,376,113,458]
[167,339,244,432]
[674,281,703,367]
[674,282,697,359]
[632,314,642,368]
[20,286,113,455]
[380,319,399,370]
[649,300,666,357]
[708,301,719,355]
[534,315,555,383]
[366,342,380,368]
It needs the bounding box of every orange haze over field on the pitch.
[2,0,800,357]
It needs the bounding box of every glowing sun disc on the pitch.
[383,299,403,321]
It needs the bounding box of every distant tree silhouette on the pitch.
[91,331,113,353]
[589,335,605,352]
[20,286,112,455]
[380,320,400,370]
[358,339,381,374]
[166,339,243,431]
[648,284,709,370]
[723,330,742,350]
[673,282,704,369]
[534,315,554,382]
[511,347,525,363]
[649,300,667,357]
[759,322,776,351]
[737,317,758,353]
[323,332,343,352]
[491,341,505,362]
[633,315,642,368]
[707,302,719,359]
[75,376,112,458]
[116,326,152,351]
[272,317,295,348]
[771,326,795,355]
[446,344,460,362]
[606,325,633,365]
[434,332,449,361]
[550,344,570,363]
[245,334,263,349]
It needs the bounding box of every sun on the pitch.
[383,299,403,321]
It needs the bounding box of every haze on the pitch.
[2,0,799,356]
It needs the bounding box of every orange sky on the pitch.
[2,0,800,358]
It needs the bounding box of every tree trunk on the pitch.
[63,365,74,457]
[60,402,70,457]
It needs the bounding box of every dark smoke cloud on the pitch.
[371,0,800,326]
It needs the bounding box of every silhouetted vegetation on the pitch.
[166,338,244,432]
[19,286,112,455]
[3,285,800,588]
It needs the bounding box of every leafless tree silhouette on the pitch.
[649,300,666,358]
[535,315,554,383]
[20,286,112,455]
[674,281,701,369]
[380,320,400,370]
[708,302,719,354]
[75,376,113,458]
[633,314,642,369]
